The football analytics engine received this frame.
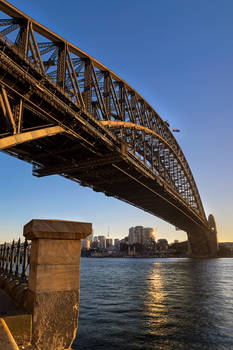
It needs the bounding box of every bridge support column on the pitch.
[187,227,218,258]
[23,219,92,350]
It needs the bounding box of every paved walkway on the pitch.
[0,288,21,317]
[0,289,21,349]
[0,318,19,350]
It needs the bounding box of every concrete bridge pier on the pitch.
[23,219,92,350]
[187,215,218,258]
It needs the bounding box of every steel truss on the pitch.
[0,1,209,232]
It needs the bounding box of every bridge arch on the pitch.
[0,1,218,256]
[99,120,204,217]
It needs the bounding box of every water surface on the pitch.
[72,258,233,349]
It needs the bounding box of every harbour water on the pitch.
[73,258,233,350]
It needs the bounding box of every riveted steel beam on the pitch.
[57,43,67,89]
[0,125,64,150]
[0,0,208,225]
[83,58,92,114]
[0,86,16,134]
[34,154,123,177]
[16,20,29,58]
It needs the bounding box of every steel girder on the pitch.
[0,0,208,230]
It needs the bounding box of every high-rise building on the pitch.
[128,227,135,245]
[134,226,143,244]
[128,226,155,245]
[114,239,120,249]
[142,228,156,244]
[97,235,106,249]
[106,238,113,249]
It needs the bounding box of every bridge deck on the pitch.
[0,0,213,243]
[4,127,207,233]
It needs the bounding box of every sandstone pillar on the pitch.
[187,226,218,258]
[207,214,218,256]
[187,229,210,257]
[23,219,92,350]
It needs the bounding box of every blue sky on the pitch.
[0,0,232,243]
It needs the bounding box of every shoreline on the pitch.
[81,255,233,259]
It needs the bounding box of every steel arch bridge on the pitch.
[0,1,218,257]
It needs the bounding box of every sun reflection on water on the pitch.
[143,262,168,329]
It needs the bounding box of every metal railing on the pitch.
[0,238,30,281]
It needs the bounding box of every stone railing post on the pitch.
[23,219,92,350]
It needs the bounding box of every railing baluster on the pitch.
[5,245,10,274]
[2,243,6,271]
[0,237,31,280]
[21,238,28,281]
[9,239,15,274]
[15,238,21,278]
[0,245,2,270]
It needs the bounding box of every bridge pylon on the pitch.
[0,1,217,259]
[187,214,218,258]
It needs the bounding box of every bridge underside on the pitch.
[3,131,198,233]
[0,48,216,257]
[0,0,218,258]
[3,129,216,257]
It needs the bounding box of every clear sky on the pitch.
[0,0,232,243]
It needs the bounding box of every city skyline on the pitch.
[0,0,232,243]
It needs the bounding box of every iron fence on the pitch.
[0,238,30,281]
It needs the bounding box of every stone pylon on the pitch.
[187,214,218,258]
